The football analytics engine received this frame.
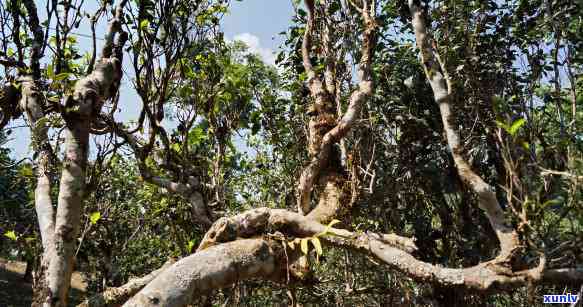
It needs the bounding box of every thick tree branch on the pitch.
[296,0,336,215]
[197,208,416,254]
[301,0,328,103]
[198,209,579,289]
[124,239,286,307]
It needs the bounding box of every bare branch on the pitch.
[541,168,583,182]
[124,239,286,307]
[18,76,56,252]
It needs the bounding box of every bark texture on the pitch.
[124,239,285,307]
[19,77,57,307]
[19,77,56,253]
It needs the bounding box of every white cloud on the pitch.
[233,32,276,66]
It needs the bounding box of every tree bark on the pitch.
[45,117,90,305]
[124,239,285,307]
[19,77,56,257]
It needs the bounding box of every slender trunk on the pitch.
[408,0,519,262]
[45,115,90,306]
[18,77,56,306]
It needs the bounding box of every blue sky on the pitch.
[224,0,294,57]
[6,0,294,158]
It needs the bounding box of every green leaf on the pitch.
[495,120,510,132]
[187,240,196,253]
[171,143,181,153]
[300,238,309,255]
[140,19,150,31]
[19,165,33,177]
[4,231,17,241]
[496,118,526,137]
[188,126,207,146]
[35,117,49,130]
[46,62,54,79]
[54,72,72,81]
[310,237,322,256]
[47,95,61,103]
[508,118,526,136]
[90,211,101,225]
[541,196,564,208]
[319,219,341,237]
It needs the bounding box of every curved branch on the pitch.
[408,0,519,261]
[107,118,212,227]
[197,209,578,289]
[196,208,416,254]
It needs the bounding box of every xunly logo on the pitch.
[543,293,580,304]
